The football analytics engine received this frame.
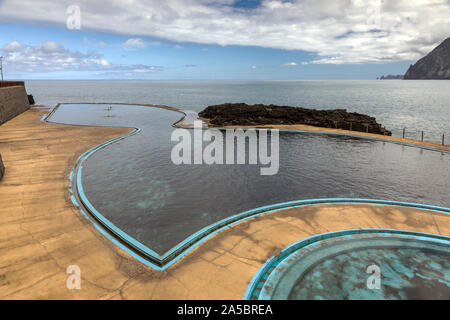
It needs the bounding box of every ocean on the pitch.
[27,79,450,144]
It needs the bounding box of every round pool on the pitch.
[246,229,450,300]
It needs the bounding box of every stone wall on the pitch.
[0,154,4,181]
[0,81,26,88]
[0,85,30,126]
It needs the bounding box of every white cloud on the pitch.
[1,40,162,75]
[282,62,298,66]
[123,38,147,48]
[0,0,449,64]
[1,41,107,72]
[2,40,25,52]
[83,37,108,48]
[132,66,159,73]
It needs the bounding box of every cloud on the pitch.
[1,41,109,72]
[83,37,108,48]
[282,62,298,66]
[0,0,449,64]
[131,65,161,73]
[123,38,147,48]
[2,40,25,52]
[1,40,162,75]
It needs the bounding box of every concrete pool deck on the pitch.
[0,107,449,299]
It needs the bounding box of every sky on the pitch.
[0,0,449,80]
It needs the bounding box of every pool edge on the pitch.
[243,228,450,300]
[44,103,450,271]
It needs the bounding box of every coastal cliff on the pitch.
[199,103,392,135]
[404,38,450,80]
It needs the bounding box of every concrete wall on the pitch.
[0,85,30,181]
[0,81,26,88]
[0,85,30,126]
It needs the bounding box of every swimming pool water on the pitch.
[249,230,450,300]
[48,104,450,257]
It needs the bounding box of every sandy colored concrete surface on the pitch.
[195,117,450,152]
[0,108,449,300]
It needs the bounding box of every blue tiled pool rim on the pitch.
[244,228,450,300]
[44,103,450,270]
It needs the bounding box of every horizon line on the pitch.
[5,78,399,82]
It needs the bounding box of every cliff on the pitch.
[404,38,450,80]
[199,103,392,135]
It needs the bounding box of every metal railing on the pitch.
[401,127,446,146]
[333,120,446,146]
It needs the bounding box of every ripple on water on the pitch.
[49,104,450,256]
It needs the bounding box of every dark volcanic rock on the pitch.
[199,103,392,136]
[27,94,35,105]
[404,38,450,80]
[379,74,404,80]
[0,154,4,181]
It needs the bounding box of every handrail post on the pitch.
[0,56,3,81]
[421,131,424,142]
[403,128,405,139]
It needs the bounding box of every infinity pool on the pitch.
[48,104,450,259]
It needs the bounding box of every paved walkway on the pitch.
[0,108,448,299]
[193,119,450,153]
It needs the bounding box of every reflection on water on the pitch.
[49,104,450,255]
[289,246,450,300]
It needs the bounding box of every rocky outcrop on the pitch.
[28,94,35,105]
[0,154,4,181]
[199,103,392,135]
[378,75,403,80]
[404,38,450,80]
